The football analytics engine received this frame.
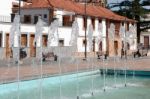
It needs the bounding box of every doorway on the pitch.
[144,36,149,49]
[92,39,95,52]
[21,34,27,47]
[114,41,118,55]
[30,34,36,57]
[5,34,12,58]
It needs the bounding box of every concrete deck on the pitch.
[0,56,150,83]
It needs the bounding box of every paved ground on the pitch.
[0,56,150,83]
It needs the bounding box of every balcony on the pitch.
[0,15,11,22]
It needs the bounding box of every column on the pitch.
[87,17,92,52]
[102,19,107,52]
[76,16,83,36]
[95,18,99,33]
[94,18,99,52]
[134,23,137,51]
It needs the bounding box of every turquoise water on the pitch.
[0,70,150,99]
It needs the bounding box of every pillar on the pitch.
[102,19,107,53]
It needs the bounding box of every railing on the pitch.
[0,15,11,22]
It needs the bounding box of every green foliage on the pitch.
[107,0,150,21]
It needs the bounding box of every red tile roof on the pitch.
[22,0,136,22]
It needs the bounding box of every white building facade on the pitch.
[0,0,137,59]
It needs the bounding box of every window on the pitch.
[44,14,47,19]
[24,15,31,23]
[82,39,87,47]
[101,2,105,7]
[63,15,75,26]
[126,23,129,31]
[12,2,19,8]
[115,22,120,36]
[91,18,95,29]
[59,39,64,47]
[13,4,19,8]
[99,19,102,23]
[83,17,87,30]
[11,13,15,22]
[42,35,48,47]
[0,33,2,47]
[34,16,38,24]
[21,34,27,47]
[121,22,124,26]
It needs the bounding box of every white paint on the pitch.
[102,19,107,52]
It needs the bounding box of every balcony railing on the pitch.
[0,15,11,22]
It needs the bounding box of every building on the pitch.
[0,0,17,22]
[140,13,150,49]
[0,0,32,22]
[70,0,107,7]
[0,0,137,59]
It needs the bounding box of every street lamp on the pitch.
[84,0,87,60]
[19,0,21,15]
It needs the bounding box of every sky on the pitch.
[107,0,150,11]
[107,0,124,4]
[107,0,128,11]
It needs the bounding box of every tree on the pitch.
[107,0,150,43]
[141,0,150,6]
[107,0,149,21]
